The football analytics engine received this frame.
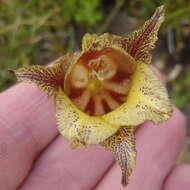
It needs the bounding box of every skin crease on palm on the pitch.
[0,67,189,190]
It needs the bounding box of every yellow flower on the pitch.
[13,6,172,187]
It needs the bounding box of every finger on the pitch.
[95,107,186,190]
[20,138,114,190]
[0,84,58,190]
[163,164,190,190]
[151,65,167,84]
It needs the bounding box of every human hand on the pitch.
[0,83,189,190]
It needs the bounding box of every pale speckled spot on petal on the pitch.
[82,33,122,53]
[101,126,136,187]
[102,61,172,126]
[55,89,120,145]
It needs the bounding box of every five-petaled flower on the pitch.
[13,6,172,187]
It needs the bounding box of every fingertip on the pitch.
[163,164,190,190]
[95,164,124,190]
[151,65,167,84]
[171,106,187,131]
[160,106,187,147]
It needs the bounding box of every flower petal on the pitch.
[82,6,164,64]
[13,53,74,97]
[69,139,86,149]
[102,61,172,126]
[124,5,164,64]
[101,126,136,187]
[55,89,120,145]
[82,33,123,53]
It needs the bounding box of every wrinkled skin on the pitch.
[0,83,189,190]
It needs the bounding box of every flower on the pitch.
[13,6,172,187]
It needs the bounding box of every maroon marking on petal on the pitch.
[69,88,85,99]
[78,47,116,67]
[17,73,60,88]
[128,7,163,58]
[85,97,95,115]
[107,90,125,104]
[102,99,111,114]
[110,72,130,83]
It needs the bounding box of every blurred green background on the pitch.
[0,0,190,115]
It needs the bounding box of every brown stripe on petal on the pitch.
[123,6,165,63]
[107,90,125,104]
[14,65,64,97]
[102,99,112,114]
[110,72,130,83]
[100,126,136,187]
[131,16,157,57]
[72,89,91,110]
[85,97,95,115]
[14,53,75,97]
[18,73,57,84]
[104,80,130,95]
[103,92,120,110]
[69,88,85,99]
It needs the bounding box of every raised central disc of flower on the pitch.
[64,47,135,116]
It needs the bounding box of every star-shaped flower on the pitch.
[13,6,172,187]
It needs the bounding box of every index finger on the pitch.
[0,83,58,189]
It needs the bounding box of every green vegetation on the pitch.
[171,72,190,108]
[127,0,190,50]
[0,0,190,108]
[0,0,103,91]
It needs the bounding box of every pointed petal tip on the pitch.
[101,127,136,187]
[69,139,87,149]
[121,173,128,187]
[8,69,15,75]
[154,5,165,20]
[157,4,165,10]
[158,4,165,10]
